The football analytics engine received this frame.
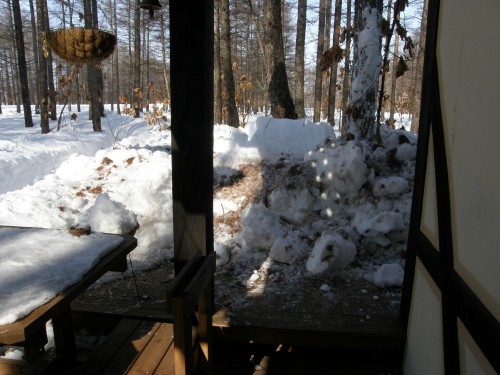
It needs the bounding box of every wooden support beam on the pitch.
[169,0,215,273]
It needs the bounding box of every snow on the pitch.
[373,263,405,287]
[0,105,415,341]
[0,226,123,325]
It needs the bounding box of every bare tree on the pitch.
[410,0,427,133]
[326,0,343,125]
[313,0,326,122]
[83,0,102,131]
[214,0,223,124]
[264,0,297,119]
[133,0,141,118]
[219,0,239,127]
[28,0,39,113]
[12,0,33,127]
[342,1,353,137]
[293,0,307,118]
[36,0,49,133]
[159,11,170,111]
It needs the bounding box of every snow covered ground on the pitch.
[0,104,416,329]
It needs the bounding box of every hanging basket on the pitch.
[44,28,117,64]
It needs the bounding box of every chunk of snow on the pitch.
[305,141,368,195]
[306,232,357,274]
[0,347,24,360]
[81,193,138,234]
[373,177,409,197]
[269,236,304,264]
[395,143,417,161]
[320,284,332,292]
[239,203,285,250]
[214,242,230,266]
[373,263,404,287]
[267,187,314,224]
[354,211,405,238]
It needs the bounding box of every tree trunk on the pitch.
[293,0,307,119]
[220,0,239,127]
[264,0,297,119]
[113,0,121,114]
[410,0,427,133]
[92,0,105,117]
[42,4,57,121]
[322,0,332,118]
[133,0,141,118]
[388,34,399,128]
[12,0,33,127]
[213,0,223,124]
[36,0,49,133]
[341,0,351,136]
[160,11,170,111]
[326,0,343,125]
[313,0,326,122]
[345,0,383,140]
[84,0,102,131]
[29,0,39,113]
[4,48,13,105]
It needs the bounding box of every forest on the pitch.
[0,0,425,137]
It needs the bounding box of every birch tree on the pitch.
[345,0,383,140]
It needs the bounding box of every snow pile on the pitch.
[0,106,416,330]
[231,125,416,278]
[0,144,173,270]
[80,193,138,234]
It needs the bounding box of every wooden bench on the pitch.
[77,252,215,375]
[0,231,137,375]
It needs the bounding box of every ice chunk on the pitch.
[306,232,357,274]
[373,263,404,287]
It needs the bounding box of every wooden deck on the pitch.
[67,265,405,374]
[74,318,175,375]
[40,312,402,375]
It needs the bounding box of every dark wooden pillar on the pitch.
[170,0,214,273]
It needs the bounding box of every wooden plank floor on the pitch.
[69,264,405,373]
[41,314,403,375]
[44,319,175,375]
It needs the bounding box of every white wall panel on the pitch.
[403,260,444,375]
[458,319,496,375]
[437,0,500,321]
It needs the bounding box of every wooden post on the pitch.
[169,0,214,274]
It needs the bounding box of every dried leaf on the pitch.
[339,28,346,43]
[319,44,344,71]
[404,37,415,58]
[396,56,409,78]
[395,0,409,13]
